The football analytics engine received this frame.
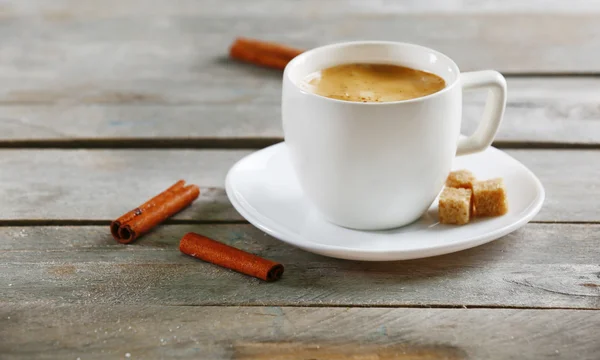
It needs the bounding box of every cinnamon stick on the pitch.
[229,37,304,70]
[110,180,185,239]
[179,232,284,282]
[111,181,200,244]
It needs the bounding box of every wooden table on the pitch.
[1,1,599,359]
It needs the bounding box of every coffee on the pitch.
[301,63,445,102]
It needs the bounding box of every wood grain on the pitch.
[4,0,600,17]
[1,1,598,357]
[1,224,599,308]
[0,149,244,222]
[1,305,599,359]
[0,149,598,222]
[1,78,599,146]
[0,14,598,79]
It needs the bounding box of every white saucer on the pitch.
[225,142,545,261]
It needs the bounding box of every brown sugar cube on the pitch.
[446,169,476,189]
[472,178,508,217]
[439,187,473,225]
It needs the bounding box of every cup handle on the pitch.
[456,70,507,156]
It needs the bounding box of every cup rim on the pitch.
[284,40,461,105]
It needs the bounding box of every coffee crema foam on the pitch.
[301,63,446,102]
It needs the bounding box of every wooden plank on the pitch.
[1,78,599,145]
[0,15,598,77]
[1,305,599,359]
[0,149,598,222]
[1,224,599,308]
[0,149,245,222]
[4,0,600,17]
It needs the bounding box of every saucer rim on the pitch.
[225,142,545,261]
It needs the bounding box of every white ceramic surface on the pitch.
[282,41,507,230]
[225,143,544,261]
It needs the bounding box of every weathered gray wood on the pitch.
[0,149,244,221]
[1,224,599,308]
[0,14,598,77]
[0,149,598,222]
[2,78,599,145]
[5,0,600,17]
[1,1,597,356]
[1,305,599,359]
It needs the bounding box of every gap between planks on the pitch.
[1,138,600,150]
[1,219,599,227]
[153,303,600,311]
[498,73,600,77]
[0,219,249,226]
[1,302,592,312]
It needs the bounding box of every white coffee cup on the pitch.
[282,41,506,230]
